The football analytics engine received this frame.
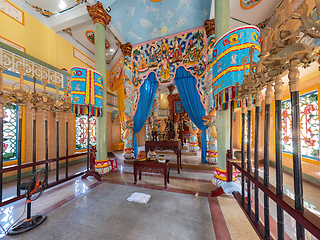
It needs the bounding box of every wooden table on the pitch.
[145,140,181,174]
[134,160,170,189]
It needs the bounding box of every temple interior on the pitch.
[0,0,320,239]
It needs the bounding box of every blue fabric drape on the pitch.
[133,72,158,158]
[174,67,208,163]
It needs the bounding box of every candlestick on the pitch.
[43,82,46,93]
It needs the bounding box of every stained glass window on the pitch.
[3,104,18,161]
[282,90,319,160]
[75,115,96,150]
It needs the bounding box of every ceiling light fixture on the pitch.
[58,1,67,9]
[106,6,111,12]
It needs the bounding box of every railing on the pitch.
[224,151,320,240]
[0,149,96,208]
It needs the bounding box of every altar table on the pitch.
[134,160,170,189]
[145,140,181,174]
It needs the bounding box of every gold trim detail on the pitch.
[204,19,215,37]
[120,42,132,57]
[87,1,111,29]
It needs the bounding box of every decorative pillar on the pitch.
[288,59,304,240]
[254,90,261,223]
[0,66,4,202]
[274,75,284,240]
[215,0,230,173]
[241,98,247,203]
[246,93,253,213]
[120,42,134,158]
[149,88,160,140]
[264,82,273,239]
[204,19,217,164]
[87,2,111,161]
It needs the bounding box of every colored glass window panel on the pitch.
[3,104,18,161]
[75,115,96,150]
[282,91,319,160]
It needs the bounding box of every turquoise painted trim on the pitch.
[0,42,71,77]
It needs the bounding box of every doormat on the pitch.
[127,192,151,204]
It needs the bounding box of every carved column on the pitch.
[214,0,231,187]
[204,19,217,164]
[254,90,261,222]
[0,66,4,202]
[120,42,134,158]
[264,82,273,239]
[288,59,304,240]
[241,98,247,203]
[246,93,253,213]
[274,75,284,240]
[87,2,111,161]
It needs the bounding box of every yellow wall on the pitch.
[0,1,118,172]
[0,0,99,73]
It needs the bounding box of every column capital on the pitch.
[288,59,300,93]
[247,94,253,111]
[241,99,247,113]
[274,75,283,100]
[265,82,273,105]
[204,19,215,37]
[120,42,132,57]
[87,1,111,29]
[255,90,262,106]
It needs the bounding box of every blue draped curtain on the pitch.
[133,72,158,158]
[174,67,208,163]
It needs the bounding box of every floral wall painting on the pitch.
[240,0,263,9]
[86,30,110,49]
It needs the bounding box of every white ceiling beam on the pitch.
[48,5,91,32]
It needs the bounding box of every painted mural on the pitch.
[107,0,212,45]
[131,27,208,109]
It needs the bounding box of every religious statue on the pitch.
[184,39,199,64]
[160,52,171,82]
[137,52,149,73]
[171,37,183,63]
[185,119,198,151]
[149,46,158,67]
[158,38,170,57]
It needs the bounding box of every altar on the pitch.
[145,140,181,173]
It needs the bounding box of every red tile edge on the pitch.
[114,170,212,183]
[208,197,232,240]
[103,179,210,197]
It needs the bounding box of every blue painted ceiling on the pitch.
[101,0,212,45]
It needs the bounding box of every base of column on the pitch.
[95,159,117,176]
[123,148,134,159]
[188,142,199,151]
[211,167,237,187]
[206,149,217,164]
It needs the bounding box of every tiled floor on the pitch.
[0,157,258,240]
[0,147,319,239]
